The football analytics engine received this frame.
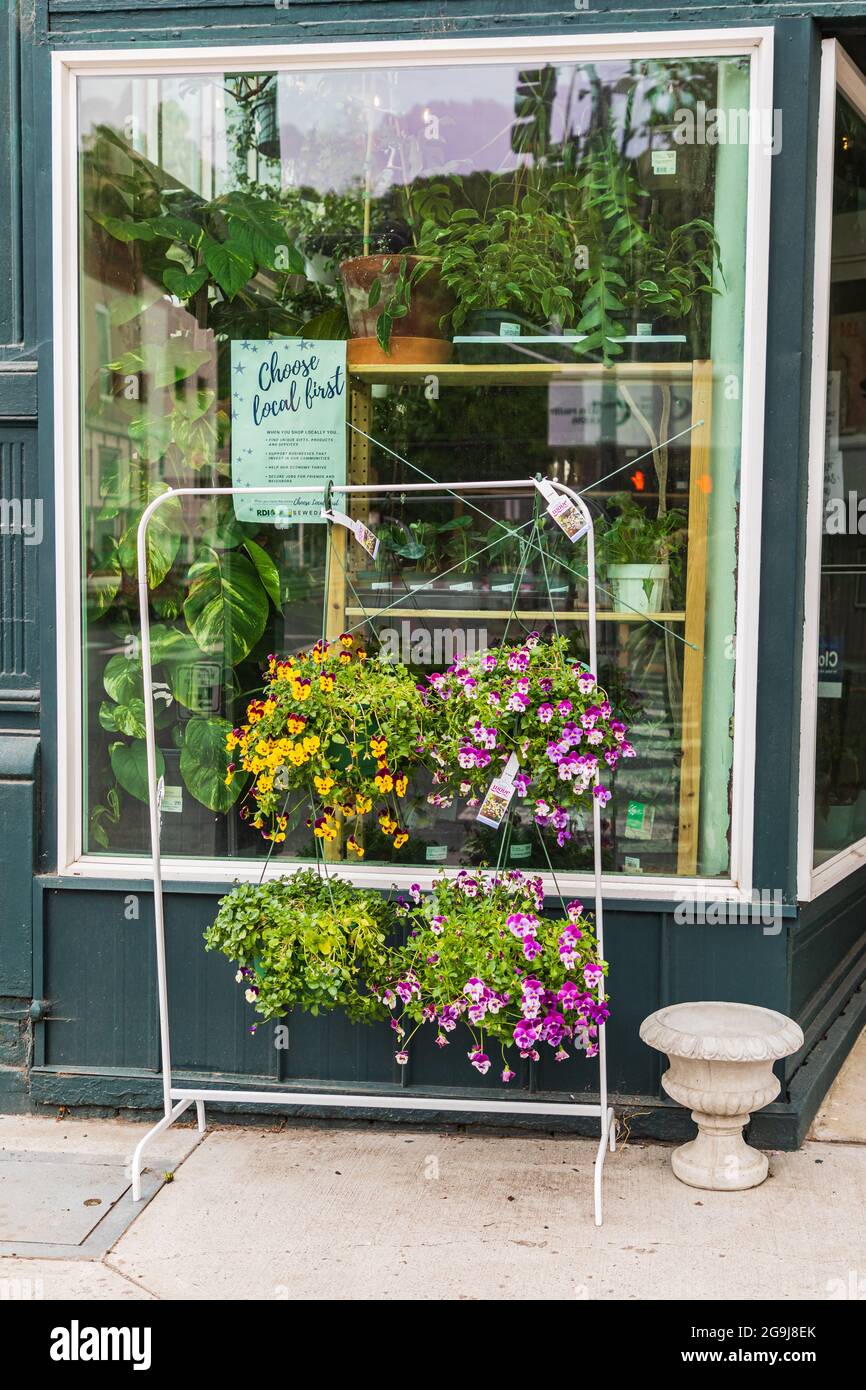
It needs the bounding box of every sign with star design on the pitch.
[230,337,347,524]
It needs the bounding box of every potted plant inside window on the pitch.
[597,492,687,616]
[477,520,538,609]
[550,139,722,366]
[339,245,456,366]
[418,195,577,362]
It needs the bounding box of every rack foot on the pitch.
[130,1099,193,1202]
[593,1109,616,1227]
[196,1100,207,1134]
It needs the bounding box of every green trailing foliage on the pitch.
[204,871,391,1023]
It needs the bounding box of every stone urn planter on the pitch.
[639,1001,804,1191]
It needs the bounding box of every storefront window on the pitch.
[76,49,753,876]
[814,86,866,866]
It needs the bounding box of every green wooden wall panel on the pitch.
[791,871,866,1034]
[0,426,40,694]
[34,889,727,1103]
[0,735,37,995]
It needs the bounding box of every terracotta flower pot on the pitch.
[339,254,455,365]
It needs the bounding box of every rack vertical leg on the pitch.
[592,1108,616,1227]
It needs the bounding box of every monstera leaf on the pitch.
[183,550,269,666]
[180,716,244,812]
[151,626,220,711]
[201,236,255,298]
[117,485,183,589]
[109,740,164,804]
[244,539,282,610]
[103,652,144,705]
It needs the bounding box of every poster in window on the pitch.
[230,338,346,524]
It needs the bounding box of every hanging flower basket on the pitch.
[419,634,635,846]
[226,634,429,856]
[370,870,608,1081]
[205,870,391,1028]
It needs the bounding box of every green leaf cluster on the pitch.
[205,871,391,1023]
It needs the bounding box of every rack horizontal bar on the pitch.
[346,607,686,622]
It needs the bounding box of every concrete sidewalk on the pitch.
[1,1111,865,1300]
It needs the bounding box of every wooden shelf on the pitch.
[346,606,686,622]
[349,361,694,387]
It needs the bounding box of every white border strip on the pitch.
[52,30,775,75]
[728,25,774,899]
[51,26,775,895]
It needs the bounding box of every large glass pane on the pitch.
[814,89,866,865]
[77,52,751,874]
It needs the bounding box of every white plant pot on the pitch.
[639,1001,804,1191]
[607,563,668,615]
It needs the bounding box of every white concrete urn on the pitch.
[639,1002,804,1191]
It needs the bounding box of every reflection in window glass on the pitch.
[814,92,866,865]
[78,54,751,874]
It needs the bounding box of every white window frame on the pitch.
[52,27,774,900]
[798,40,866,901]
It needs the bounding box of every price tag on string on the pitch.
[534,480,588,544]
[534,478,589,544]
[547,495,589,543]
[476,753,520,828]
[321,508,380,559]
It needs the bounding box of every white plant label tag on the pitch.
[162,785,183,813]
[476,753,520,828]
[321,509,380,559]
[547,495,588,544]
[651,149,677,176]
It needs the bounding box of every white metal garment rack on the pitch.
[130,477,616,1224]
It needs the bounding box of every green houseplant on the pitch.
[339,250,456,364]
[555,137,722,365]
[598,492,687,615]
[418,195,576,339]
[81,122,328,850]
[205,870,391,1026]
